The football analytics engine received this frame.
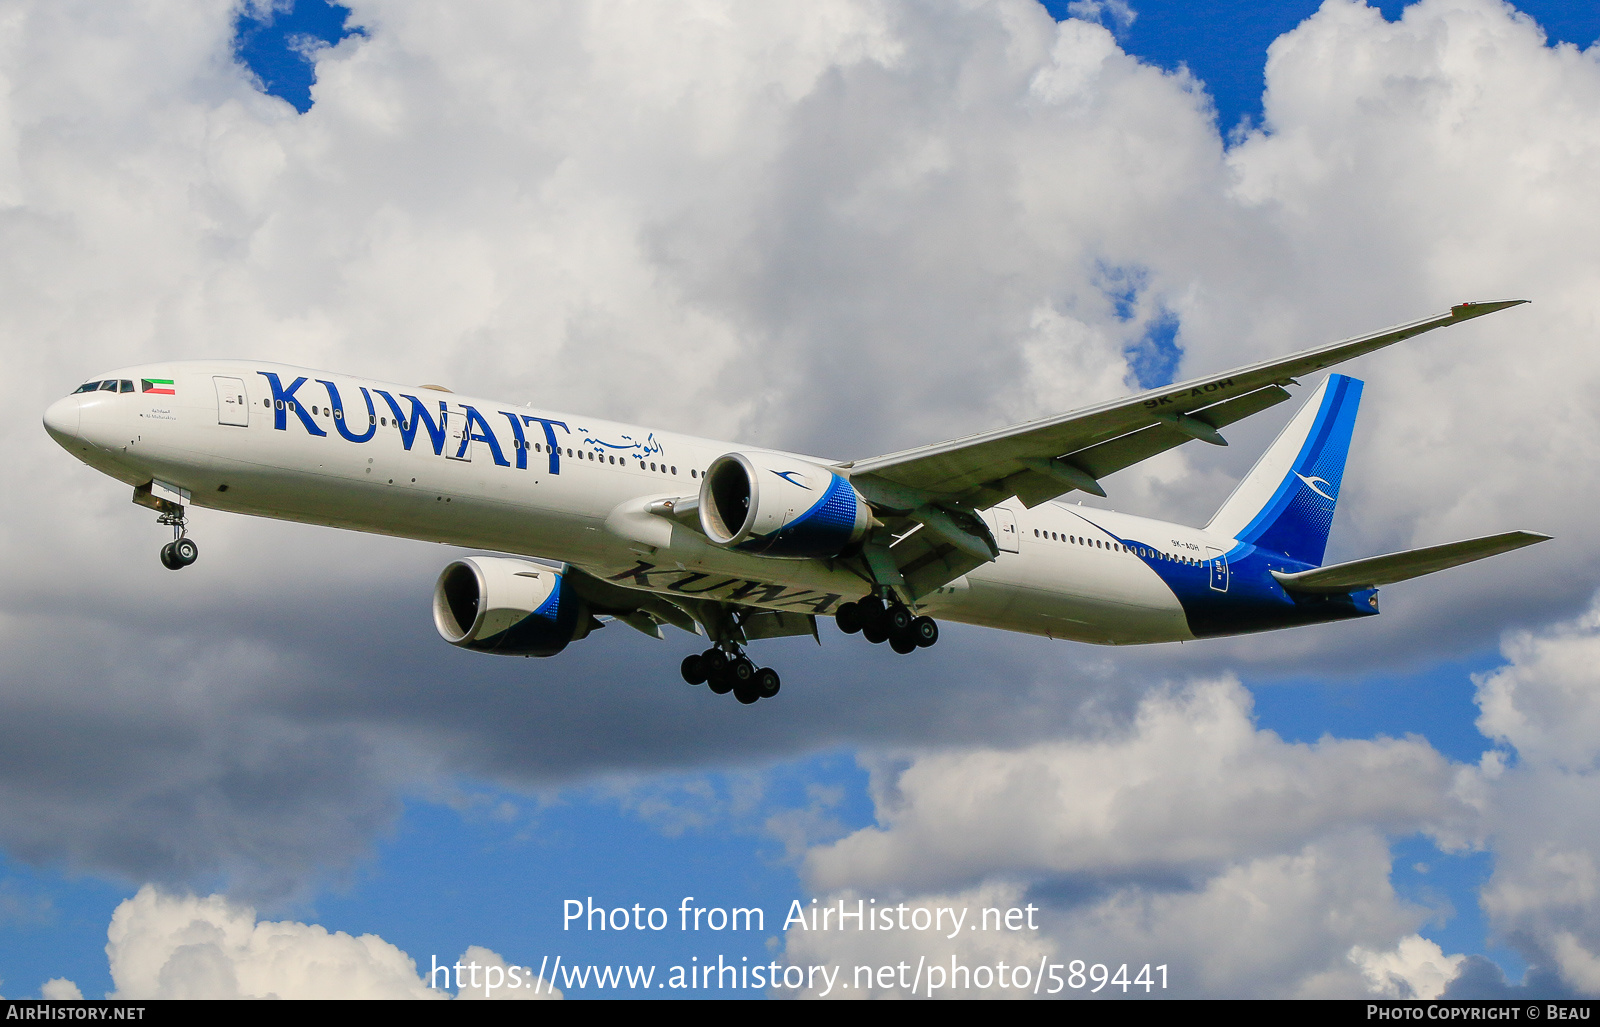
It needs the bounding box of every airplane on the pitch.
[42,300,1549,705]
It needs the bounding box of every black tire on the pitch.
[733,679,761,704]
[889,629,918,654]
[703,649,728,674]
[681,653,707,685]
[707,666,734,694]
[912,616,939,648]
[862,621,889,644]
[159,542,181,571]
[173,537,199,566]
[731,657,756,683]
[835,602,863,634]
[756,667,780,699]
[857,595,885,621]
[887,604,913,633]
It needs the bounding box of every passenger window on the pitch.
[671,466,677,475]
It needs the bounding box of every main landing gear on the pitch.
[680,647,781,705]
[833,596,938,654]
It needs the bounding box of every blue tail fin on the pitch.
[1205,374,1363,566]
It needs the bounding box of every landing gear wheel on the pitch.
[730,657,756,685]
[862,621,889,645]
[733,678,761,704]
[681,653,707,685]
[173,537,199,566]
[159,542,181,571]
[887,604,914,633]
[756,667,781,698]
[889,629,918,654]
[912,616,939,648]
[704,649,734,694]
[835,602,863,634]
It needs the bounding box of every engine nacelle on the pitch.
[699,452,871,559]
[432,557,591,657]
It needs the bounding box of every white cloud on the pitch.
[106,886,442,999]
[1066,1,1136,33]
[1351,934,1464,1000]
[39,978,82,1000]
[101,885,559,999]
[1476,600,1600,772]
[806,677,1469,895]
[788,679,1468,997]
[1471,595,1600,994]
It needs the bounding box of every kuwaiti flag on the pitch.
[141,379,174,395]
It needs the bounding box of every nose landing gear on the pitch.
[134,482,199,571]
[680,647,781,704]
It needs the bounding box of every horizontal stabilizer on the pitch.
[1271,531,1551,593]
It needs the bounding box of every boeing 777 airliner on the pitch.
[43,301,1548,704]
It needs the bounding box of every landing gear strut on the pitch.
[681,646,781,704]
[137,482,199,571]
[834,595,937,653]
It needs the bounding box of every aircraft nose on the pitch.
[42,395,81,444]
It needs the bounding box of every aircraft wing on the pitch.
[1271,531,1551,593]
[842,301,1525,511]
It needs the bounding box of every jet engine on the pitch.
[699,452,872,559]
[432,557,593,657]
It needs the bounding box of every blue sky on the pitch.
[6,0,1600,1001]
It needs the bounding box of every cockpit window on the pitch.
[119,380,134,393]
[98,380,118,391]
[72,381,102,394]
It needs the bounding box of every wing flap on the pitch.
[881,524,991,601]
[1271,531,1551,593]
[740,610,820,642]
[1006,384,1295,508]
[846,301,1525,501]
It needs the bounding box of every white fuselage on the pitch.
[45,360,1250,645]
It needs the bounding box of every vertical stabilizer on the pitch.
[1205,374,1362,566]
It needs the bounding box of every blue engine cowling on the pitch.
[699,452,872,559]
[432,557,593,657]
